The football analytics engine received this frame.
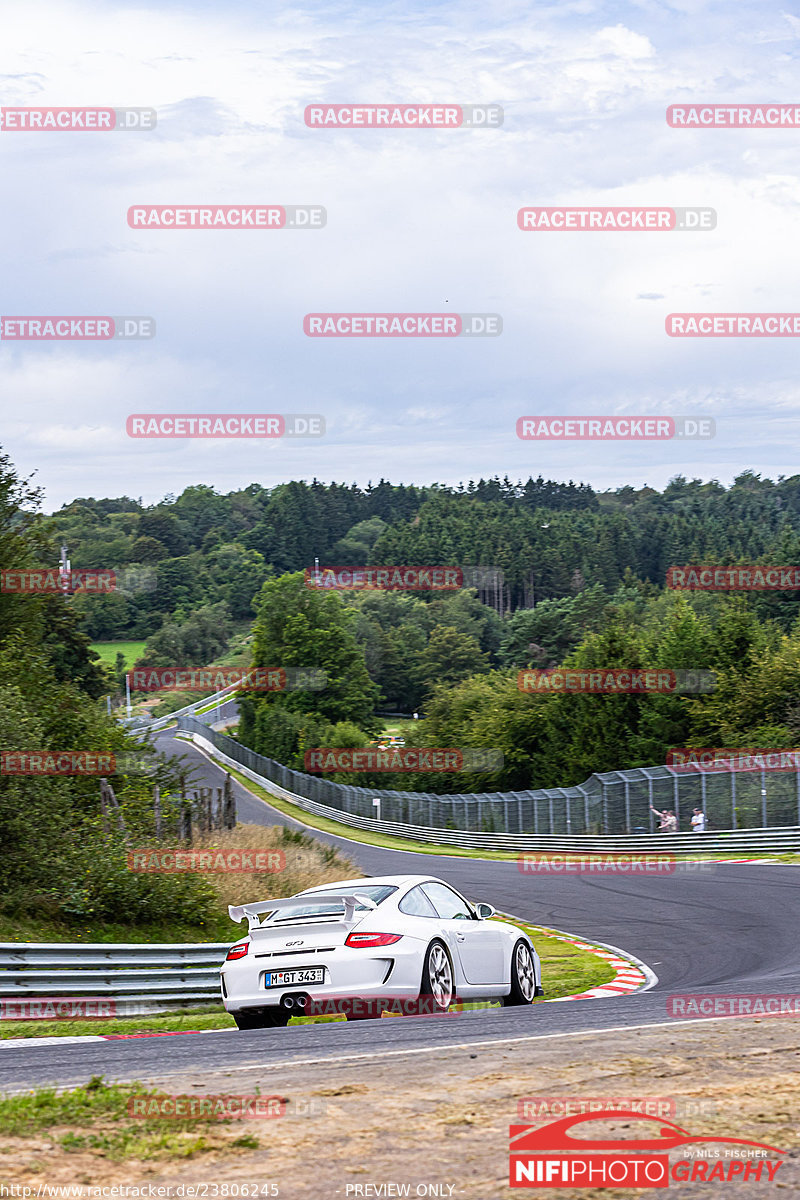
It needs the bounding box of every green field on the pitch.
[90,640,146,668]
[380,718,418,738]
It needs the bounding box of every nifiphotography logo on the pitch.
[509,1109,785,1187]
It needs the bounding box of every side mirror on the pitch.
[475,902,496,920]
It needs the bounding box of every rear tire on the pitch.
[232,1008,291,1029]
[503,939,537,1007]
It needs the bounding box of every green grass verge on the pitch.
[0,928,616,1040]
[90,640,147,668]
[0,1076,263,1161]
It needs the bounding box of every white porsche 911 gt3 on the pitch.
[221,873,543,1029]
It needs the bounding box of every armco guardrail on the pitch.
[124,683,240,734]
[0,943,229,1015]
[184,727,800,854]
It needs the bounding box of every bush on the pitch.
[51,835,219,927]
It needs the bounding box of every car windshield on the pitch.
[263,884,397,923]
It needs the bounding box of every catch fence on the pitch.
[177,716,800,836]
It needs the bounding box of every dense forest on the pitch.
[27,467,800,796]
[51,470,800,641]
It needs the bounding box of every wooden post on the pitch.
[99,781,110,836]
[181,799,193,844]
[198,790,206,834]
[180,775,192,845]
[100,778,129,842]
[223,773,235,830]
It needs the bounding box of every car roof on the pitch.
[301,874,443,895]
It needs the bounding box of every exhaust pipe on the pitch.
[280,992,310,1011]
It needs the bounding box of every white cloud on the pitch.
[2,0,799,507]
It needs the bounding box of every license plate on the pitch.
[264,967,325,988]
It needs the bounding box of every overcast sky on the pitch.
[3,0,800,511]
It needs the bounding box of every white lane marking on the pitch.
[0,1029,239,1049]
[0,1036,107,1047]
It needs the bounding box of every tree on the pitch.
[418,625,490,695]
[137,511,189,556]
[134,602,233,671]
[238,573,381,757]
[131,536,169,563]
[332,516,387,564]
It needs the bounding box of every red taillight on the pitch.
[226,942,249,961]
[345,932,402,948]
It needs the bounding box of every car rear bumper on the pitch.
[221,941,427,1011]
[221,980,426,1013]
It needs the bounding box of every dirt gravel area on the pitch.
[3,1017,799,1199]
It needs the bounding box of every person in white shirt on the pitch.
[691,807,706,833]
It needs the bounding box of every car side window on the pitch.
[398,885,439,917]
[421,882,475,920]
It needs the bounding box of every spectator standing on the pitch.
[650,805,678,833]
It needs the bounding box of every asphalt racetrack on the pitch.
[2,727,798,1091]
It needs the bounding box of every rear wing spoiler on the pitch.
[228,892,378,930]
